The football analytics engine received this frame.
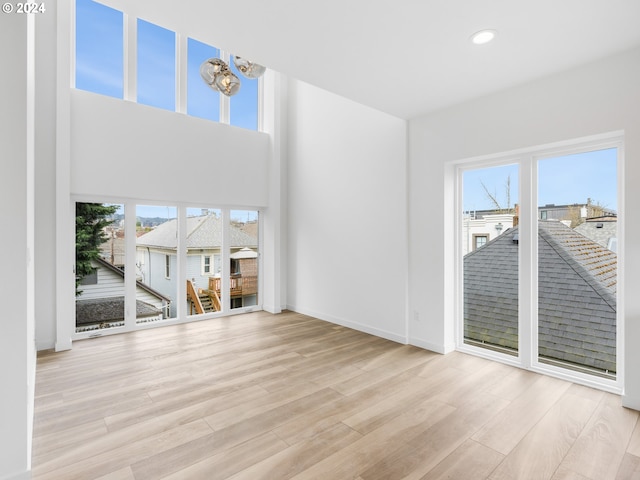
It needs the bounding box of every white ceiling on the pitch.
[99,0,640,119]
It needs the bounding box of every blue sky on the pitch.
[75,0,258,129]
[463,148,617,212]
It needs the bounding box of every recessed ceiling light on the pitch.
[471,29,497,45]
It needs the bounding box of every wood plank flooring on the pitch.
[32,311,640,479]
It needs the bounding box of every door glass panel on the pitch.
[462,164,519,354]
[230,210,259,309]
[75,202,125,332]
[135,205,178,322]
[537,149,617,378]
[185,208,223,316]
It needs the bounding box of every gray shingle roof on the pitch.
[574,217,617,251]
[136,214,257,250]
[464,220,617,374]
[76,297,160,325]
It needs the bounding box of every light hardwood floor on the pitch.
[32,311,640,479]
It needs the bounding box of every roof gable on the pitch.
[464,221,617,374]
[136,214,257,249]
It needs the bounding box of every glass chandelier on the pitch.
[200,56,266,97]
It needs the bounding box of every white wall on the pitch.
[70,90,270,206]
[286,80,408,342]
[408,47,640,408]
[0,12,36,480]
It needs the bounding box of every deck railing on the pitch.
[208,274,258,297]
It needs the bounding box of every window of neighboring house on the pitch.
[202,255,212,275]
[456,135,622,391]
[473,235,488,250]
[75,0,124,98]
[230,258,240,275]
[188,38,221,122]
[165,255,171,279]
[137,19,176,111]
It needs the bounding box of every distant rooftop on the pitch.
[136,214,257,250]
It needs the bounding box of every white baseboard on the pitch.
[0,469,31,480]
[622,394,640,412]
[408,337,455,355]
[286,304,407,345]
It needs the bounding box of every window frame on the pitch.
[73,0,264,131]
[453,131,624,394]
[472,234,489,250]
[202,254,212,275]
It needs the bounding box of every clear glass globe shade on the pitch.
[214,70,241,96]
[200,58,229,91]
[233,56,266,79]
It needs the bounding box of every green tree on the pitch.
[75,203,118,296]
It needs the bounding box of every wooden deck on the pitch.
[32,310,640,479]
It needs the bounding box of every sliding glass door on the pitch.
[458,136,621,389]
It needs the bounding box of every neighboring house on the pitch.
[537,202,616,224]
[462,213,515,255]
[76,257,171,332]
[136,213,258,316]
[464,220,617,375]
[574,215,618,252]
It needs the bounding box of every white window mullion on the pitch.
[219,51,230,124]
[176,206,187,319]
[519,157,535,368]
[123,14,137,102]
[176,34,187,113]
[221,208,231,312]
[124,202,137,329]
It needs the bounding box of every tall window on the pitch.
[187,38,221,122]
[74,3,263,130]
[136,205,178,320]
[74,202,125,333]
[186,208,223,316]
[137,19,176,111]
[457,136,622,390]
[230,210,259,310]
[229,56,259,130]
[75,0,123,98]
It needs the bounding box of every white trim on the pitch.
[287,305,408,345]
[124,202,136,329]
[175,34,187,114]
[123,13,136,101]
[55,0,73,352]
[221,208,231,312]
[219,51,230,124]
[453,131,624,393]
[409,338,455,355]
